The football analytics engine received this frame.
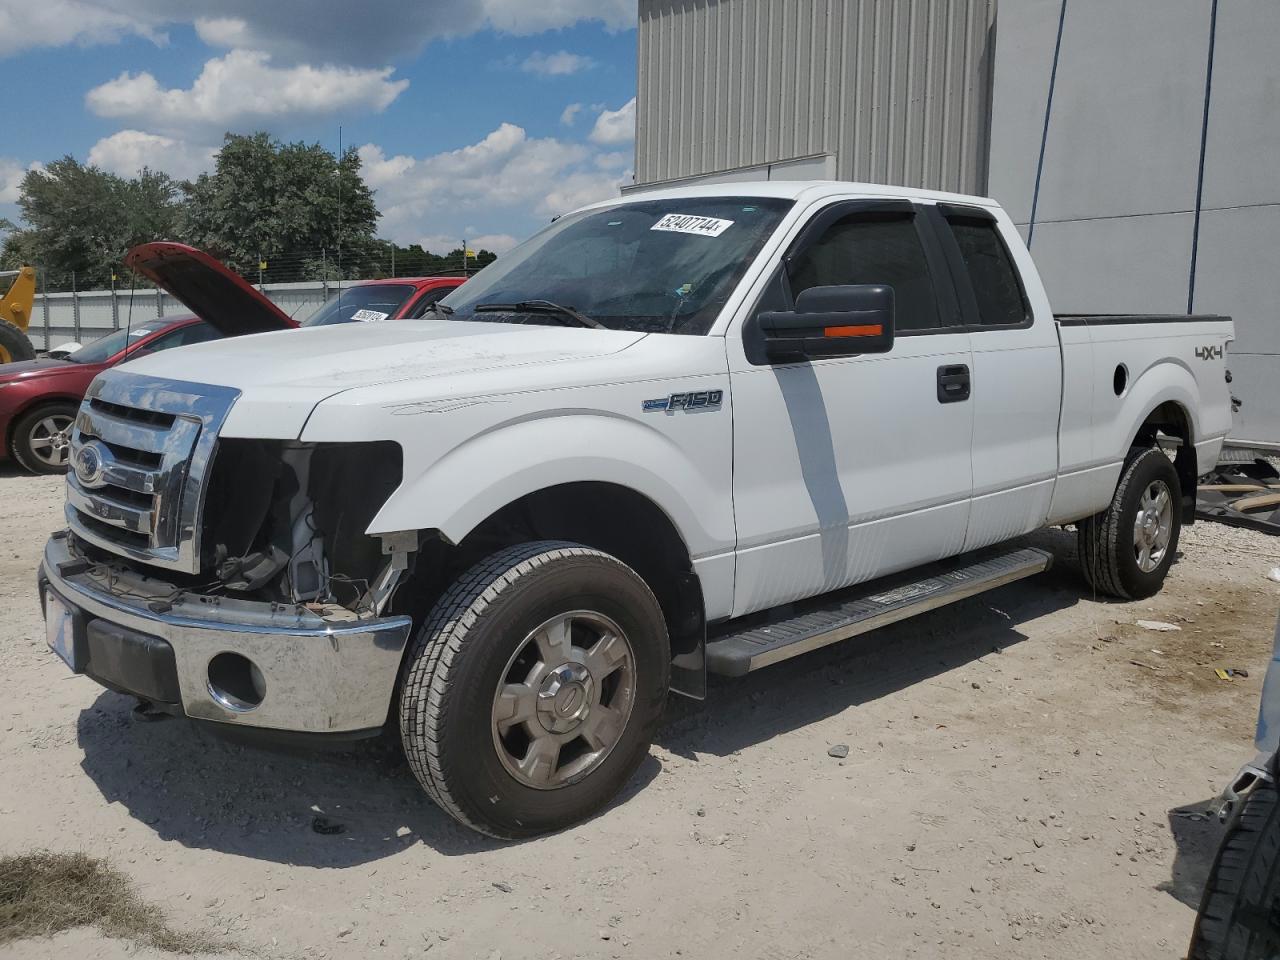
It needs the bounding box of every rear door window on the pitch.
[942,215,1029,327]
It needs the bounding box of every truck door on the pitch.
[727,200,974,618]
[925,205,1063,551]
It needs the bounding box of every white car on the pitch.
[40,181,1234,837]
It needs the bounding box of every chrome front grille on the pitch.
[65,372,241,572]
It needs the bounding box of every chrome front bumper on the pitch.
[39,534,414,734]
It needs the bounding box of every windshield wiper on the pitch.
[472,299,605,330]
[423,301,454,319]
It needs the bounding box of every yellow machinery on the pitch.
[0,266,36,363]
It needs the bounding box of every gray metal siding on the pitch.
[989,0,1280,445]
[636,0,995,195]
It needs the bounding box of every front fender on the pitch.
[368,408,736,563]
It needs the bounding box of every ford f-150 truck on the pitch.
[38,181,1234,838]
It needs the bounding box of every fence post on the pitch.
[111,272,119,329]
[71,271,81,341]
[40,267,50,350]
[156,285,164,319]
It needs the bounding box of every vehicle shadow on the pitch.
[657,532,1086,758]
[74,694,660,866]
[74,528,1086,865]
[1158,798,1226,909]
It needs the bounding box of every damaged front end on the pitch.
[201,438,414,617]
[46,375,419,737]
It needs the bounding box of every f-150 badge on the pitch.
[643,390,724,413]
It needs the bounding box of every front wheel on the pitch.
[1078,446,1182,600]
[399,541,670,838]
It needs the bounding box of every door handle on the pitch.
[937,364,971,403]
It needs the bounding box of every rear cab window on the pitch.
[939,211,1031,328]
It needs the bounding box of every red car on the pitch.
[300,276,466,327]
[0,316,220,473]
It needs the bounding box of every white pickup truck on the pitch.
[39,182,1234,837]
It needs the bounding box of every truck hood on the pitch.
[124,242,298,336]
[116,319,647,438]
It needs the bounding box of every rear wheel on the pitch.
[0,320,35,364]
[11,402,77,474]
[1190,771,1280,959]
[399,541,670,838]
[1078,446,1182,599]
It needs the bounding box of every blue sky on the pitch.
[0,0,638,253]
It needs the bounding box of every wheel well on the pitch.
[398,482,705,657]
[1132,400,1196,522]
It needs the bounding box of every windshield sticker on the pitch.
[650,213,735,238]
[351,309,391,323]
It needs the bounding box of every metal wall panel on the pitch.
[989,0,1280,445]
[636,0,995,194]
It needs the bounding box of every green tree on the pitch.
[183,132,380,282]
[0,158,182,289]
[378,242,499,278]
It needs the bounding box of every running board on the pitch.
[705,547,1053,677]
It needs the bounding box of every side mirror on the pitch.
[757,284,895,362]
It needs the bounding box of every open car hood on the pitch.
[124,242,298,336]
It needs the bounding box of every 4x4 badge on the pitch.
[1195,344,1224,360]
[643,390,724,413]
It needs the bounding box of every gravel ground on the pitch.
[1,468,1278,960]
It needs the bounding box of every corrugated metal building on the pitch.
[634,0,995,193]
[633,0,1279,448]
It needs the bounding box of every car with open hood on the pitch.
[1,242,297,474]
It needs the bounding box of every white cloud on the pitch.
[415,232,519,255]
[358,123,628,246]
[521,50,595,76]
[479,0,633,37]
[593,151,630,170]
[0,158,32,205]
[0,0,166,58]
[192,15,250,47]
[2,0,635,63]
[560,103,583,126]
[589,98,636,145]
[85,50,408,134]
[538,170,630,216]
[470,233,519,253]
[87,130,216,181]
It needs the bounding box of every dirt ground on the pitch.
[1,468,1278,960]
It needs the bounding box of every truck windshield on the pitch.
[303,284,417,326]
[440,197,793,335]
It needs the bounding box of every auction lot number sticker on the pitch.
[650,213,735,237]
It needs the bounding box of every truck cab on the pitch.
[39,181,1234,838]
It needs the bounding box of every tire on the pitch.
[399,541,670,838]
[10,401,78,474]
[1078,446,1182,600]
[0,320,35,364]
[1190,772,1280,959]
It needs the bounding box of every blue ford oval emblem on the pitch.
[73,442,105,487]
